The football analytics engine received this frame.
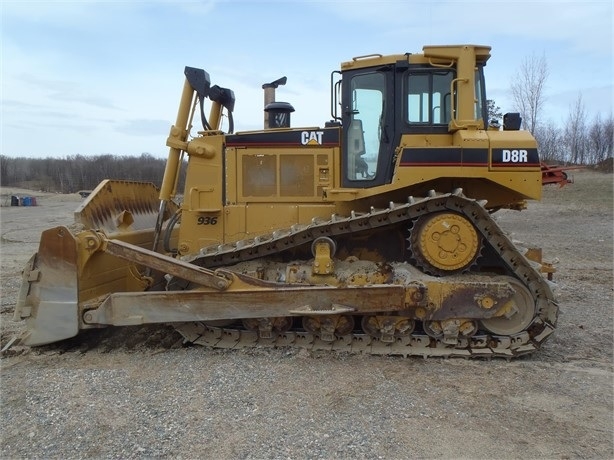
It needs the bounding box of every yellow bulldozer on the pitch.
[13,44,558,358]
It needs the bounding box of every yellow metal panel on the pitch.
[238,148,334,202]
[177,209,223,255]
[225,147,238,205]
[223,205,247,242]
[241,203,337,237]
[391,130,541,207]
[219,204,336,244]
[242,154,277,197]
[183,135,225,209]
[245,204,298,235]
[452,129,490,148]
[297,205,336,223]
[280,154,315,196]
[177,135,226,255]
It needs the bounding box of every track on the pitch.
[174,189,558,358]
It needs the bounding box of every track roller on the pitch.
[361,315,415,342]
[302,314,354,342]
[242,317,293,339]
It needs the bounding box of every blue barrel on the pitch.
[23,196,31,206]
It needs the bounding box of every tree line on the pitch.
[0,153,186,194]
[489,97,613,166]
[504,53,613,166]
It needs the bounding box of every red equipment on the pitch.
[541,163,584,187]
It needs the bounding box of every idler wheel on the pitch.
[480,278,536,335]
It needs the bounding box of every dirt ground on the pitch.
[1,170,613,459]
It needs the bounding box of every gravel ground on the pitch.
[1,170,613,459]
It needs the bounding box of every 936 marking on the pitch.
[197,216,218,225]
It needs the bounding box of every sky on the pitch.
[1,0,612,159]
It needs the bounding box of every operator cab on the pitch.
[333,49,489,188]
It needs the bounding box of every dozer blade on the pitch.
[14,228,80,346]
[75,179,176,234]
[14,180,178,346]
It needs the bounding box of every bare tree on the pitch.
[564,94,588,164]
[588,113,605,164]
[534,122,562,163]
[604,115,614,160]
[587,113,614,164]
[0,155,10,185]
[510,53,549,134]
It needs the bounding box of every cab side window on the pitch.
[406,71,454,125]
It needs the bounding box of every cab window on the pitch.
[406,70,454,125]
[346,72,385,181]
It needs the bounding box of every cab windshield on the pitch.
[346,72,385,181]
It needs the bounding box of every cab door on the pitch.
[341,67,395,188]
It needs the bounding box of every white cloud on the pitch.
[1,0,611,157]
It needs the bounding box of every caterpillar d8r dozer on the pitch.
[14,44,558,358]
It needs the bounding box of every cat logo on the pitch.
[301,131,324,145]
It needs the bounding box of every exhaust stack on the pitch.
[262,76,294,129]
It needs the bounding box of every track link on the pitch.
[174,189,558,358]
